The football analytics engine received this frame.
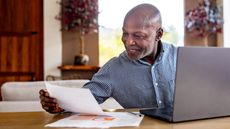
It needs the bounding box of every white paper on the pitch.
[45,82,105,115]
[45,112,144,128]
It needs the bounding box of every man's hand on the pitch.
[39,89,64,114]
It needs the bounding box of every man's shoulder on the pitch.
[162,42,177,50]
[161,42,178,61]
[161,42,178,54]
[100,51,129,69]
[109,51,129,62]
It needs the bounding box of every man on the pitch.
[40,3,177,114]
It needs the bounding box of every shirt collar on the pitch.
[139,41,165,65]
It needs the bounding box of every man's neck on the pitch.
[141,41,162,65]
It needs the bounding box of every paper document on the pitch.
[45,82,105,115]
[45,112,144,128]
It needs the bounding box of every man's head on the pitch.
[122,3,163,61]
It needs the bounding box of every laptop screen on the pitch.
[173,47,230,122]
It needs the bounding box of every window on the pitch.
[99,0,184,66]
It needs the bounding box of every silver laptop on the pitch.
[140,47,230,122]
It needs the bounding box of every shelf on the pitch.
[58,65,100,71]
[57,65,100,79]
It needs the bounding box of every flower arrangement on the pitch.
[58,0,98,34]
[185,0,223,37]
[56,0,98,65]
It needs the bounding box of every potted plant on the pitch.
[57,0,98,65]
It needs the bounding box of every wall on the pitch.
[44,0,62,77]
[62,31,99,66]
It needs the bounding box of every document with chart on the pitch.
[45,112,144,128]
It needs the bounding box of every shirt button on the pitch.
[159,100,162,104]
[155,83,158,86]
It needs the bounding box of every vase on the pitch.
[74,54,89,65]
[74,35,89,65]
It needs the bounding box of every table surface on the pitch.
[1,111,230,129]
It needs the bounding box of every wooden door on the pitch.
[0,0,44,100]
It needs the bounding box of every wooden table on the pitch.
[1,111,230,129]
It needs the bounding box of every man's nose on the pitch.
[125,35,135,45]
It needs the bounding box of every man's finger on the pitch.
[39,89,49,96]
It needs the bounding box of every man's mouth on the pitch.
[128,49,139,53]
[127,46,141,53]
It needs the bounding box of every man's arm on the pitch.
[83,59,115,104]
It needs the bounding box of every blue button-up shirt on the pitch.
[83,42,177,109]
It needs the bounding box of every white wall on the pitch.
[224,0,230,47]
[44,0,62,78]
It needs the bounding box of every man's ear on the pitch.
[156,28,163,41]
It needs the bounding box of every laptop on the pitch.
[140,47,230,122]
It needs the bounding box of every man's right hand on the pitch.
[39,89,64,114]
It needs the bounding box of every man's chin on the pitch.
[127,53,142,61]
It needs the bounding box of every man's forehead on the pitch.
[123,21,144,30]
[123,20,156,32]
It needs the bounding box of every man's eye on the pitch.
[133,34,145,39]
[122,32,128,36]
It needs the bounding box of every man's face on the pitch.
[121,19,158,60]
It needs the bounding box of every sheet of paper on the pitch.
[45,112,144,128]
[45,82,105,115]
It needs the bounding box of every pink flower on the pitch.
[185,0,223,37]
[57,0,98,34]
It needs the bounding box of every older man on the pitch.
[40,3,177,113]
